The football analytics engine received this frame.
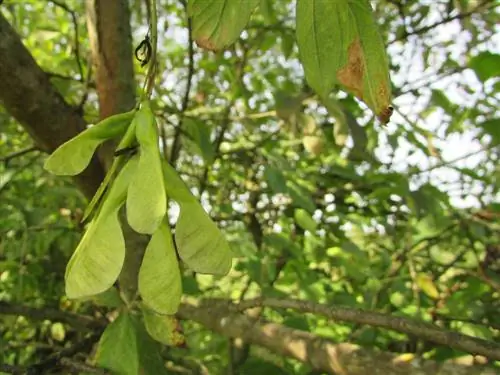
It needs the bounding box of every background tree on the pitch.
[1,1,500,374]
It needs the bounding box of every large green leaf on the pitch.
[188,0,259,51]
[163,163,196,204]
[95,312,139,375]
[296,0,392,122]
[65,158,137,299]
[175,202,232,275]
[139,221,182,314]
[136,319,171,375]
[469,52,500,83]
[127,101,166,234]
[44,110,134,175]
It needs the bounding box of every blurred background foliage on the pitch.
[1,0,499,373]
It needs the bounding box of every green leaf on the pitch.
[416,273,439,299]
[183,118,215,163]
[296,0,392,123]
[264,166,288,194]
[95,312,139,375]
[287,180,316,213]
[65,158,137,299]
[175,202,232,275]
[44,110,134,176]
[142,308,185,346]
[50,322,65,342]
[127,101,166,234]
[478,118,500,145]
[469,52,500,83]
[294,208,317,232]
[92,287,124,308]
[135,319,171,375]
[163,163,196,204]
[139,221,182,314]
[188,0,259,51]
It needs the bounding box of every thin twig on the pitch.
[1,146,39,164]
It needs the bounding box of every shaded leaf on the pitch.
[183,118,215,163]
[188,0,259,51]
[469,52,500,83]
[139,221,182,314]
[478,118,500,145]
[95,312,139,375]
[176,202,232,275]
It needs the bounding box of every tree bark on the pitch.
[0,12,104,199]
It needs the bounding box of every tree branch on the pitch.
[178,301,496,375]
[0,13,104,199]
[235,297,500,361]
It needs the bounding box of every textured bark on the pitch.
[0,13,104,199]
[178,302,497,375]
[85,0,144,302]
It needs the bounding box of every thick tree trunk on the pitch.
[0,13,104,199]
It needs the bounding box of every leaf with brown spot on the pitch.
[296,0,392,123]
[188,0,259,51]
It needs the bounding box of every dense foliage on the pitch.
[1,1,499,374]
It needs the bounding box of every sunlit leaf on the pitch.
[294,208,317,232]
[44,110,134,175]
[139,221,182,314]
[296,0,392,122]
[127,101,166,234]
[416,273,439,299]
[65,158,137,299]
[176,202,232,275]
[188,0,259,51]
[95,312,139,375]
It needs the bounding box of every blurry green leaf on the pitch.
[139,221,182,314]
[142,308,185,346]
[239,358,290,374]
[127,101,166,234]
[294,208,317,232]
[65,158,137,299]
[176,202,232,275]
[431,89,455,114]
[275,92,303,121]
[281,33,294,59]
[478,118,500,145]
[44,110,134,176]
[259,0,276,24]
[459,323,494,341]
[183,118,215,163]
[469,52,500,82]
[95,312,139,375]
[50,322,65,342]
[287,180,316,213]
[264,166,288,194]
[416,273,439,299]
[188,0,259,51]
[296,0,392,122]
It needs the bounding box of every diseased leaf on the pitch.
[188,0,259,51]
[95,312,139,375]
[127,101,166,234]
[44,110,134,176]
[139,221,182,314]
[142,308,185,347]
[65,158,137,299]
[296,0,392,123]
[176,202,232,275]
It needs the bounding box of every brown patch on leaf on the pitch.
[336,39,365,101]
[378,105,393,124]
[195,37,219,51]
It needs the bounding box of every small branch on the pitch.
[170,3,195,165]
[48,0,84,80]
[1,146,39,164]
[0,301,105,330]
[143,0,158,99]
[235,297,500,360]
